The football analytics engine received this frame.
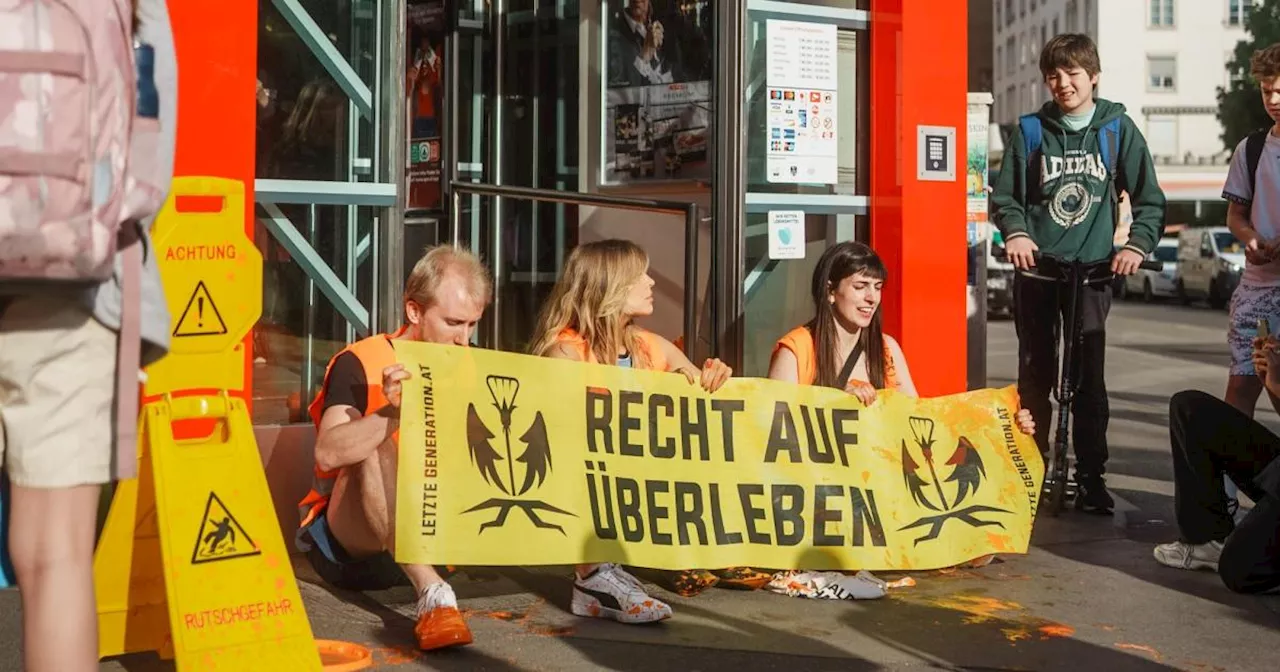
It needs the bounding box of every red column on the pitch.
[870,0,969,397]
[167,0,258,406]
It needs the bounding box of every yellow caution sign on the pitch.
[173,281,229,338]
[144,176,263,397]
[95,395,321,671]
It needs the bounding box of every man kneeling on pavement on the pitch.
[1154,332,1280,594]
[296,245,491,650]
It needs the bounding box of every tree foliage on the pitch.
[1218,1,1280,150]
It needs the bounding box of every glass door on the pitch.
[447,0,582,353]
[737,0,870,376]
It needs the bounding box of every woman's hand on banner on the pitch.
[679,359,732,393]
[847,381,878,407]
[1015,408,1035,436]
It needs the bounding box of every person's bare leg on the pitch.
[8,484,102,672]
[1226,374,1263,416]
[325,439,442,592]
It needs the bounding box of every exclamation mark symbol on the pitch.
[197,296,204,328]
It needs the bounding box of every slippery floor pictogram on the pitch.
[190,491,261,564]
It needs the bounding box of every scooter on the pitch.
[1016,252,1162,516]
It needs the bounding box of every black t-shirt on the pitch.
[321,351,369,416]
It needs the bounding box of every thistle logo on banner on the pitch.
[898,416,1011,545]
[464,375,576,533]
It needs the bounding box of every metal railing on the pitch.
[450,182,701,357]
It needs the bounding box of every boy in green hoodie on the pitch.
[992,33,1167,513]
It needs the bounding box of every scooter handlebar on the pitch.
[1016,252,1163,284]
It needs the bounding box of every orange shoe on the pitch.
[413,583,473,651]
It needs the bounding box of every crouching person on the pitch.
[297,245,491,650]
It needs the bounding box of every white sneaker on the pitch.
[1153,540,1224,571]
[572,564,672,624]
[416,581,459,617]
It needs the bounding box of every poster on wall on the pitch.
[765,19,838,185]
[408,0,445,211]
[966,104,990,219]
[603,0,714,185]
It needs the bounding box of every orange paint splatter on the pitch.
[985,533,1014,552]
[1001,627,1031,642]
[886,577,916,589]
[371,646,421,665]
[1115,643,1162,661]
[1038,624,1074,639]
[460,600,576,639]
[861,470,871,482]
[929,596,1023,624]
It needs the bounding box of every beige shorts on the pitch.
[0,294,117,488]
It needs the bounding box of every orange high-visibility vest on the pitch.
[773,325,901,390]
[554,326,669,371]
[297,329,403,530]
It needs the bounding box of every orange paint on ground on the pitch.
[460,602,577,639]
[1038,624,1074,639]
[370,646,420,665]
[1001,627,1030,642]
[1115,643,1162,661]
[929,596,1024,624]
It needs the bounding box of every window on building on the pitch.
[1021,0,1027,18]
[1066,0,1078,32]
[996,45,1004,80]
[1149,0,1175,27]
[1006,0,1015,26]
[1148,55,1177,91]
[1229,0,1255,27]
[1041,23,1047,51]
[1146,116,1178,156]
[1083,0,1092,33]
[1007,36,1016,76]
[996,1,1002,29]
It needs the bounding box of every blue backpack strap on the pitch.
[1099,117,1122,177]
[1018,114,1043,159]
[1018,114,1043,197]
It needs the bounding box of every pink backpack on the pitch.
[0,0,169,285]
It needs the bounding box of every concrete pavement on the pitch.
[4,300,1276,671]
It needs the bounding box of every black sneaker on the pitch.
[1074,477,1114,514]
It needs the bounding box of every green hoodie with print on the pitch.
[991,98,1166,262]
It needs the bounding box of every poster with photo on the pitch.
[408,0,445,211]
[603,0,714,185]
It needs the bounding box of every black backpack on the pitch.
[1245,128,1270,197]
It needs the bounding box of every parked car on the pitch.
[1177,226,1243,309]
[1121,237,1178,301]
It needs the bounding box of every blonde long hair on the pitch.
[529,239,651,367]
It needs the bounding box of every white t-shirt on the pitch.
[1224,131,1280,286]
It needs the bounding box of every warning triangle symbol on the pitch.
[190,491,261,565]
[172,281,228,337]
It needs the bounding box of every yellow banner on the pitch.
[394,342,1044,571]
